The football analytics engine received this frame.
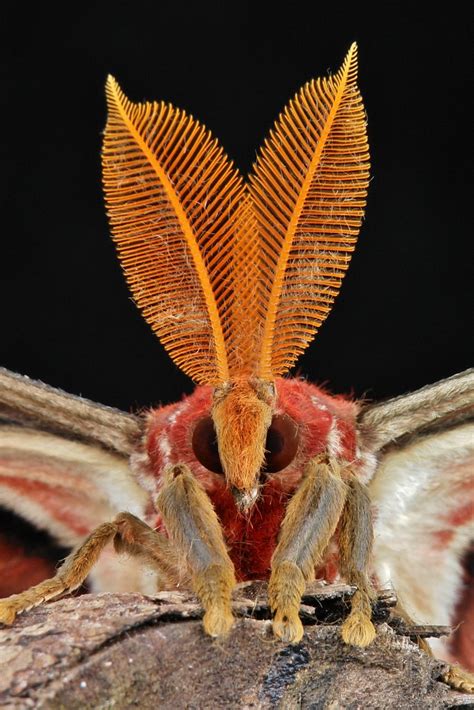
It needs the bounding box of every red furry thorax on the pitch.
[141,377,359,581]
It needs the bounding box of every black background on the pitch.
[1,2,472,413]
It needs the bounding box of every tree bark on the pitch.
[0,583,471,709]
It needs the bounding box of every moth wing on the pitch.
[0,368,154,596]
[0,366,142,456]
[359,370,474,668]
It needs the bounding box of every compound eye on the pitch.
[192,417,224,474]
[265,414,299,473]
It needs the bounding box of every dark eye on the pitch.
[265,414,299,473]
[192,417,224,474]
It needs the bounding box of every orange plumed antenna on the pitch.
[102,43,369,389]
[102,77,259,385]
[250,42,370,380]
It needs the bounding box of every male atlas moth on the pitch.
[0,43,472,690]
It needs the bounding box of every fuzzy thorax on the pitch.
[212,379,274,496]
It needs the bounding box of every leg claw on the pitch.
[341,610,376,647]
[202,606,234,637]
[441,665,474,694]
[0,601,17,626]
[272,608,304,644]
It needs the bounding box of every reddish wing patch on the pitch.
[0,537,58,596]
[0,509,70,596]
[1,476,95,538]
[0,427,149,595]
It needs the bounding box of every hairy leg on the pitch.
[440,665,474,694]
[268,455,347,643]
[338,476,376,646]
[112,512,186,585]
[156,463,236,637]
[0,512,178,624]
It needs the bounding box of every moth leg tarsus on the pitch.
[440,664,474,694]
[201,604,235,638]
[194,563,235,637]
[272,608,304,644]
[341,589,376,647]
[391,602,474,694]
[156,463,237,638]
[0,600,18,625]
[268,561,305,643]
[268,456,347,644]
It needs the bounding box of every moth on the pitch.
[0,43,472,684]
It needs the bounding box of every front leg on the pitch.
[269,455,347,643]
[156,463,236,637]
[338,476,376,646]
[0,512,179,625]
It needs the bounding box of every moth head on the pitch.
[211,378,275,507]
[102,44,369,511]
[189,380,303,511]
